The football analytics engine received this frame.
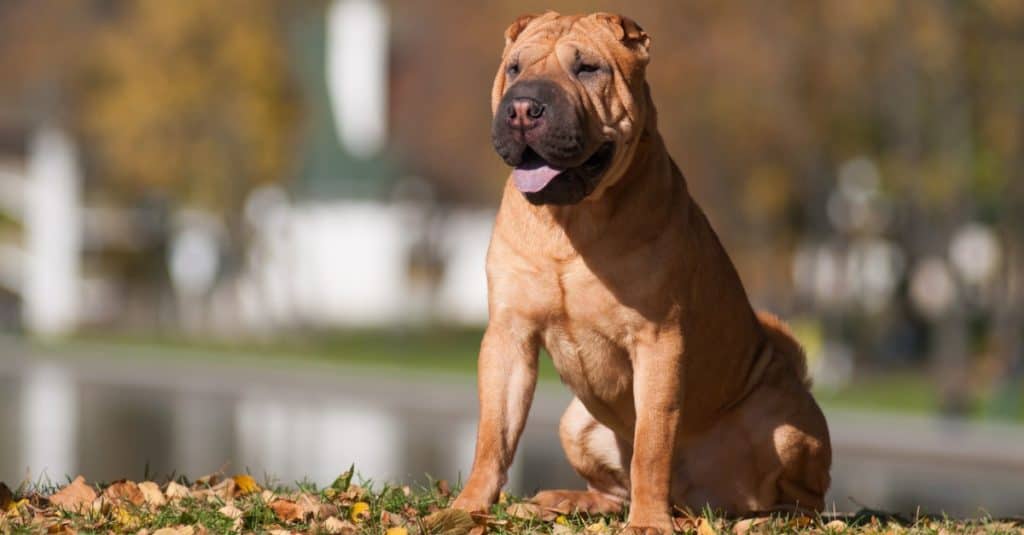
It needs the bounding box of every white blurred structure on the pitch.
[236,196,492,330]
[23,126,82,337]
[327,0,389,158]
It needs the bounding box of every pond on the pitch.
[1,339,1023,517]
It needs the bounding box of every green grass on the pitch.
[33,330,1011,419]
[2,473,1021,535]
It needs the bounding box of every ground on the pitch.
[1,473,1021,535]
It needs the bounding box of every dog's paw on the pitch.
[530,489,624,515]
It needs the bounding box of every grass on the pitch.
[28,329,1020,420]
[2,472,1022,535]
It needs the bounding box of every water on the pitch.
[1,340,1023,517]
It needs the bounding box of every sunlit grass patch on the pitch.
[1,470,1021,534]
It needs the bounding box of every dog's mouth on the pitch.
[512,142,615,200]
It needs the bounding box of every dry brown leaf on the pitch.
[697,517,718,535]
[552,524,575,535]
[267,530,293,535]
[296,493,323,519]
[103,481,145,507]
[436,480,451,497]
[164,482,191,501]
[218,503,244,531]
[0,482,12,512]
[192,479,236,502]
[322,516,358,535]
[153,526,195,535]
[218,503,243,520]
[422,508,477,535]
[733,518,754,535]
[505,502,542,520]
[270,499,305,523]
[138,481,166,508]
[467,525,486,535]
[49,477,97,513]
[825,519,848,531]
[193,473,221,488]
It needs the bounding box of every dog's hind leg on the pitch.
[531,397,629,515]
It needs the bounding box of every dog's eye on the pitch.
[506,62,520,78]
[574,62,602,78]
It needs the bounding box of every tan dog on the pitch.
[451,12,831,533]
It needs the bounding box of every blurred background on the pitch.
[1,0,1022,517]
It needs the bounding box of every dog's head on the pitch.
[491,12,652,206]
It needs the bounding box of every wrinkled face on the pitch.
[491,12,652,205]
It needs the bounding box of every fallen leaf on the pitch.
[112,505,141,530]
[552,524,575,535]
[505,502,542,520]
[436,480,451,497]
[232,474,260,496]
[192,479,236,502]
[674,516,698,532]
[825,519,848,531]
[733,518,753,535]
[153,526,195,535]
[138,482,167,507]
[296,493,323,518]
[165,482,191,501]
[194,473,221,488]
[422,508,477,535]
[322,516,357,534]
[270,499,304,523]
[386,528,409,535]
[104,481,145,507]
[0,482,12,512]
[49,477,97,513]
[555,515,569,525]
[698,517,718,535]
[349,501,370,522]
[218,503,243,520]
[585,519,610,534]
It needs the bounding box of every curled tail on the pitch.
[756,311,812,389]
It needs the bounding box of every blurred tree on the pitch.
[78,0,300,219]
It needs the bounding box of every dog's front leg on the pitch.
[452,321,539,513]
[626,337,683,534]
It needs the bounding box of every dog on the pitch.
[451,12,831,533]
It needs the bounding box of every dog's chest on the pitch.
[539,267,640,409]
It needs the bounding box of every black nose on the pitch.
[507,97,545,130]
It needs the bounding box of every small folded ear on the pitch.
[595,13,651,58]
[504,13,539,47]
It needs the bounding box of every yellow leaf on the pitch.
[349,501,370,522]
[555,515,569,525]
[385,528,409,535]
[113,506,141,530]
[232,474,260,496]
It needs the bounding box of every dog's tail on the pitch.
[756,311,812,389]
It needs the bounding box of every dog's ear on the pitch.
[595,13,651,61]
[504,13,538,47]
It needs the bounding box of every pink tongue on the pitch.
[513,163,562,193]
